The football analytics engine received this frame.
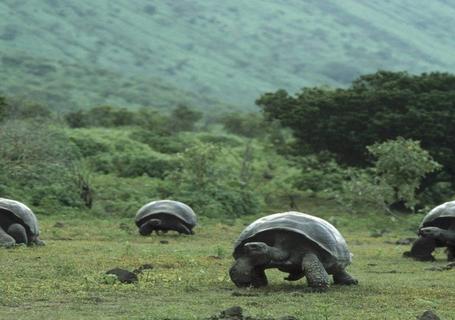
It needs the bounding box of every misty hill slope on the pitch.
[1,0,454,111]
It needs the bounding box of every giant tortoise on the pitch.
[229,211,357,290]
[0,198,45,247]
[135,200,197,235]
[405,200,455,261]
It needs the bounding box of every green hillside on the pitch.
[1,0,454,111]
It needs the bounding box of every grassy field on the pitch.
[0,203,453,320]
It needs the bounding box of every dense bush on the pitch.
[220,112,266,138]
[129,129,189,154]
[367,138,441,209]
[339,138,441,213]
[293,153,351,194]
[257,71,455,186]
[0,119,85,210]
[158,142,263,218]
[167,105,202,132]
[65,105,173,130]
[68,129,179,178]
[0,96,52,121]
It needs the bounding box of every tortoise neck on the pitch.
[268,246,289,261]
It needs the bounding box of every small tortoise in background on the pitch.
[135,200,197,236]
[0,198,45,247]
[405,200,455,261]
[229,211,357,290]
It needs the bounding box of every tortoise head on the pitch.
[139,219,162,236]
[243,242,271,265]
[147,219,162,227]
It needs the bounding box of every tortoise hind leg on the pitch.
[301,252,329,290]
[403,236,436,261]
[173,222,192,235]
[333,269,358,285]
[7,223,28,244]
[0,225,16,247]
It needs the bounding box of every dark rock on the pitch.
[221,306,243,319]
[417,310,440,320]
[53,222,65,228]
[208,305,295,320]
[209,306,243,320]
[105,268,138,284]
[160,240,169,244]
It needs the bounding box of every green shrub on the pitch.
[0,119,85,209]
[220,112,266,138]
[167,105,202,132]
[129,130,188,154]
[367,137,441,209]
[339,138,441,213]
[159,142,263,218]
[112,153,178,179]
[257,71,455,185]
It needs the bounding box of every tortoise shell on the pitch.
[0,198,40,236]
[234,211,351,265]
[135,200,197,228]
[420,200,455,229]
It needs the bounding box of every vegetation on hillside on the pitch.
[2,70,454,217]
[1,1,455,110]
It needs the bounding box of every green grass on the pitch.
[0,203,453,320]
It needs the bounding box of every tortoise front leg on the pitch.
[0,225,16,247]
[7,223,28,245]
[31,235,45,246]
[139,220,158,236]
[333,269,358,285]
[251,267,268,287]
[403,236,436,261]
[301,252,329,290]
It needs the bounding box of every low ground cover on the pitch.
[0,202,453,320]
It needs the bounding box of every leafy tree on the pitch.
[0,96,51,121]
[340,138,441,212]
[167,105,202,132]
[367,138,441,209]
[220,112,266,138]
[0,119,84,209]
[257,71,455,186]
[160,142,262,218]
